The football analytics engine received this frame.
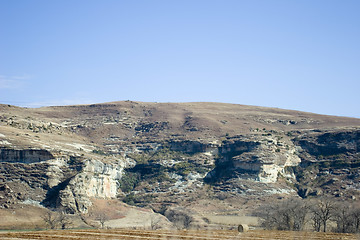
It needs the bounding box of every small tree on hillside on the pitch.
[95,213,109,229]
[41,210,59,229]
[165,208,194,230]
[41,209,72,229]
[150,215,162,230]
[57,211,72,229]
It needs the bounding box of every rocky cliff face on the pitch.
[206,134,301,183]
[0,102,359,224]
[0,148,54,164]
[0,152,126,213]
[57,159,125,213]
[291,129,360,199]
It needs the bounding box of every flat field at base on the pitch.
[0,229,359,240]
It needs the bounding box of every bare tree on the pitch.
[164,208,194,230]
[257,203,281,230]
[58,211,71,230]
[335,203,353,233]
[256,198,309,231]
[41,209,72,229]
[95,213,109,229]
[312,211,321,232]
[150,215,162,230]
[333,202,360,233]
[285,198,309,231]
[257,197,360,233]
[351,207,360,233]
[311,198,335,232]
[41,210,59,229]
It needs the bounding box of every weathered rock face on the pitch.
[83,160,124,198]
[1,102,360,223]
[231,145,300,183]
[115,127,360,212]
[57,159,125,213]
[0,150,126,213]
[291,130,360,199]
[1,127,355,214]
[0,130,359,216]
[0,148,54,164]
[294,130,360,158]
[0,161,50,206]
[205,135,300,183]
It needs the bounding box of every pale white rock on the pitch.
[64,143,94,152]
[264,188,296,195]
[0,140,11,145]
[258,164,282,183]
[58,158,125,213]
[22,199,45,208]
[45,158,67,188]
[232,139,301,183]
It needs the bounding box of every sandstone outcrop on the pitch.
[57,159,125,213]
[0,152,126,213]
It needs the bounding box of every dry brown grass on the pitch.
[0,229,359,240]
[2,101,360,150]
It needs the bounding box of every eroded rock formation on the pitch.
[0,101,359,225]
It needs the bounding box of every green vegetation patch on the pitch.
[127,147,191,164]
[118,172,140,193]
[122,192,153,207]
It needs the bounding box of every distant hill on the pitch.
[0,101,359,229]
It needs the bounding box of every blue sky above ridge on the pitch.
[0,1,359,118]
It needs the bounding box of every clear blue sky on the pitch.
[1,1,359,118]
